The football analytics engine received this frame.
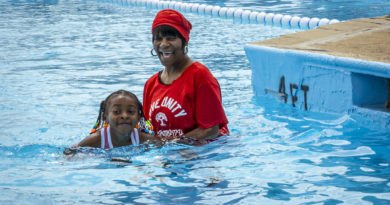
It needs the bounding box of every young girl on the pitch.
[74,89,155,149]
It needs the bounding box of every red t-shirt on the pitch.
[143,62,229,139]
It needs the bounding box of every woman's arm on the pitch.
[170,125,219,146]
[183,124,219,140]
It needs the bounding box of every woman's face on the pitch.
[153,32,186,68]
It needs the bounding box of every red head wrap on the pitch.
[152,9,192,42]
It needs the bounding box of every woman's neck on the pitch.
[161,56,194,84]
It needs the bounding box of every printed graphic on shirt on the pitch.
[149,96,188,138]
[148,96,188,119]
[155,112,167,126]
[157,129,184,138]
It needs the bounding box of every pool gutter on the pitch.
[245,15,390,128]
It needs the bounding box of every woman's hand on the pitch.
[184,125,219,140]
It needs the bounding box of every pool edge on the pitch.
[245,15,390,129]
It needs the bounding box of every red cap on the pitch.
[152,9,192,42]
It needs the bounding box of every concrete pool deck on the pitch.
[244,15,390,128]
[251,15,390,64]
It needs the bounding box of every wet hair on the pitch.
[94,89,144,129]
[152,25,186,47]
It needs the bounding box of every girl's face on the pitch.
[153,32,186,68]
[105,95,140,135]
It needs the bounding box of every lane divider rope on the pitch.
[90,0,340,30]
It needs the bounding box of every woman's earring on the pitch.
[184,46,188,54]
[151,48,158,56]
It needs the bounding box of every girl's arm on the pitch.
[139,131,161,143]
[63,132,101,156]
[77,132,101,148]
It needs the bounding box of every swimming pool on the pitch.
[1,0,390,204]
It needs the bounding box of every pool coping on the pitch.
[250,15,390,65]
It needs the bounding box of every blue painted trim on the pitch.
[245,45,390,78]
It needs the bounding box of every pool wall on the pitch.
[245,15,390,128]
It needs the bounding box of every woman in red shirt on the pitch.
[143,9,229,142]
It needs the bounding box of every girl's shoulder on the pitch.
[78,129,102,148]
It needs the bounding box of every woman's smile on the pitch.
[160,50,174,58]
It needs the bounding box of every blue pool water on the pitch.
[1,0,390,204]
